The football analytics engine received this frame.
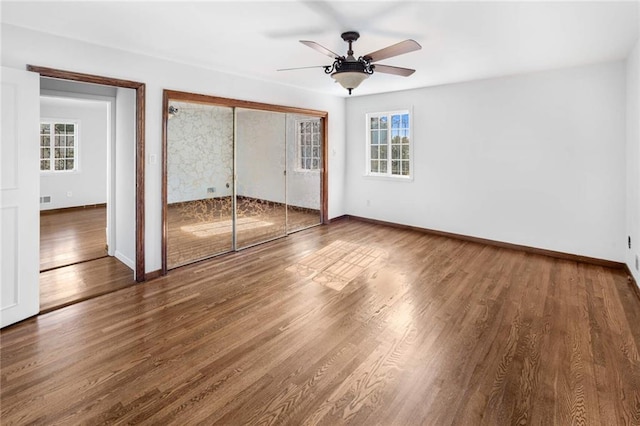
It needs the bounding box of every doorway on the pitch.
[162,90,328,273]
[38,92,112,272]
[27,66,146,312]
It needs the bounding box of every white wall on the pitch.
[627,38,640,284]
[236,109,286,203]
[114,87,136,275]
[346,61,627,262]
[39,97,108,210]
[1,23,346,274]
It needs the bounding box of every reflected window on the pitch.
[297,119,321,171]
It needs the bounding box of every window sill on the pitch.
[363,173,413,182]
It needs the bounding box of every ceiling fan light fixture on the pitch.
[331,70,369,95]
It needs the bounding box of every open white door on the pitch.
[1,67,40,328]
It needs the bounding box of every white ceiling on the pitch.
[2,1,638,97]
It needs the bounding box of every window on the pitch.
[366,110,411,178]
[297,119,321,171]
[40,121,77,172]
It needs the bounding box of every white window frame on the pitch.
[40,119,79,174]
[295,118,321,173]
[365,109,413,180]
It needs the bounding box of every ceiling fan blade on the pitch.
[363,39,421,63]
[300,40,341,59]
[277,65,328,71]
[372,64,416,77]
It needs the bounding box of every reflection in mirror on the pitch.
[235,109,287,248]
[286,115,322,232]
[166,101,234,268]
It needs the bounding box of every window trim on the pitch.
[365,108,413,180]
[40,118,80,174]
[295,118,321,173]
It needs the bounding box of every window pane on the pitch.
[312,147,319,158]
[305,159,312,169]
[370,160,378,173]
[54,124,65,134]
[312,159,319,169]
[392,160,400,174]
[380,116,388,129]
[40,160,50,171]
[41,136,50,147]
[66,124,74,133]
[67,136,75,146]
[371,117,379,130]
[380,145,388,159]
[40,148,46,159]
[379,160,387,173]
[67,147,74,158]
[402,145,410,159]
[66,159,74,170]
[402,114,409,128]
[40,123,50,133]
[402,161,410,176]
[380,129,388,144]
[370,146,379,159]
[54,148,63,158]
[55,159,65,170]
[392,115,401,129]
[392,145,400,159]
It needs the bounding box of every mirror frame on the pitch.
[161,89,329,275]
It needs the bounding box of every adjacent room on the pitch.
[1,1,639,424]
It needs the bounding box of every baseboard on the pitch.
[327,214,349,223]
[144,269,162,281]
[347,215,625,269]
[114,250,135,274]
[625,264,640,302]
[40,203,107,215]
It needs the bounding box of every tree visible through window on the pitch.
[40,122,77,172]
[367,110,411,177]
[297,119,321,171]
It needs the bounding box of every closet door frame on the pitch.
[161,90,328,275]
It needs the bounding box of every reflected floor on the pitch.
[40,206,108,271]
[167,197,320,269]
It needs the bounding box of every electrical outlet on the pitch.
[207,187,215,194]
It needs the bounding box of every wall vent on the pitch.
[40,196,51,204]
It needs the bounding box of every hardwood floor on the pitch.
[39,256,136,313]
[167,198,321,269]
[2,218,639,424]
[40,206,108,271]
[39,205,135,312]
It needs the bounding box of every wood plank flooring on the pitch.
[167,198,321,269]
[40,206,108,271]
[39,256,136,313]
[2,218,639,425]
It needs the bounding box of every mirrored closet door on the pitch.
[235,108,287,249]
[286,115,322,233]
[165,101,234,269]
[162,91,327,273]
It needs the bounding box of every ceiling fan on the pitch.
[280,31,422,95]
